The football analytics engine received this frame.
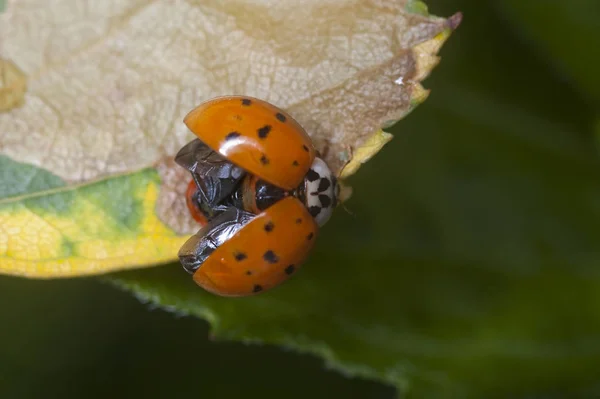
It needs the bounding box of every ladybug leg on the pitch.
[178,206,254,274]
[176,139,246,216]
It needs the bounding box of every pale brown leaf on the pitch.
[0,0,460,232]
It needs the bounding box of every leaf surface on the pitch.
[0,0,459,274]
[0,157,183,277]
[113,0,600,396]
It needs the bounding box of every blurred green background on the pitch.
[2,0,599,397]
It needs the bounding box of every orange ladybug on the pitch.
[176,138,246,223]
[183,96,316,191]
[175,96,338,297]
[178,197,318,296]
[178,139,338,228]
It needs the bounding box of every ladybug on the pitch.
[175,96,339,297]
[178,197,318,296]
[177,138,246,224]
[183,96,315,191]
[184,179,207,225]
[177,139,339,228]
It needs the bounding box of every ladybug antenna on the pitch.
[340,200,354,217]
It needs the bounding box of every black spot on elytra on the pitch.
[306,169,319,182]
[260,154,270,165]
[295,218,302,224]
[276,113,287,122]
[302,145,310,152]
[241,98,252,106]
[246,270,253,276]
[318,178,330,192]
[319,194,332,208]
[264,221,274,232]
[253,284,263,293]
[263,250,279,264]
[234,252,247,261]
[292,160,299,167]
[257,125,271,139]
[225,131,241,140]
[307,232,314,241]
[285,264,295,275]
[309,206,321,217]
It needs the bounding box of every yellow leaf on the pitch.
[0,166,185,277]
[339,130,393,179]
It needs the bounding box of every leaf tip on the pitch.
[411,84,430,106]
[339,130,393,180]
[412,11,462,83]
[448,12,463,31]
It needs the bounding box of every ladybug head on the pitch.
[303,157,338,227]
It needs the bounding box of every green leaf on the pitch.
[498,0,600,106]
[0,277,392,398]
[112,2,600,396]
[596,119,600,152]
[0,155,65,198]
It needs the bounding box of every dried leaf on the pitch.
[0,0,459,275]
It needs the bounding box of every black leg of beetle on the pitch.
[178,207,254,274]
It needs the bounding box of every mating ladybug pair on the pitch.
[175,96,339,297]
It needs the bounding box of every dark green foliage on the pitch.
[1,0,598,397]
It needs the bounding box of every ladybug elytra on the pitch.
[175,96,339,297]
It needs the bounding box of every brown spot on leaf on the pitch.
[0,59,27,111]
